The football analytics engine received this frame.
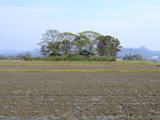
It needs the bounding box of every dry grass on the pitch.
[0,61,160,120]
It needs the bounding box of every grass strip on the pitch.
[0,70,160,72]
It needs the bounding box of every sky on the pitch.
[0,0,160,51]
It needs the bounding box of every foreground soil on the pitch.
[0,61,160,120]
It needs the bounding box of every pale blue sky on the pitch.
[0,0,160,51]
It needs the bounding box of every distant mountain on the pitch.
[118,47,160,59]
[28,50,41,57]
[0,49,41,57]
[0,49,23,56]
[0,47,160,59]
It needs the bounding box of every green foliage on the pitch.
[61,40,72,55]
[48,41,61,56]
[60,32,77,37]
[79,31,100,54]
[72,35,89,53]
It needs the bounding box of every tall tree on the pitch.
[59,32,76,54]
[97,35,121,57]
[60,39,72,55]
[47,41,61,56]
[38,29,60,56]
[79,31,100,54]
[110,38,121,57]
[72,34,88,54]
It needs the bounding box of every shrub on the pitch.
[32,55,116,61]
[66,54,88,61]
[89,56,116,61]
[40,56,68,61]
[17,52,32,61]
[123,54,143,61]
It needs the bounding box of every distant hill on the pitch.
[118,47,160,59]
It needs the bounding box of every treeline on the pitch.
[123,54,143,61]
[38,29,121,61]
